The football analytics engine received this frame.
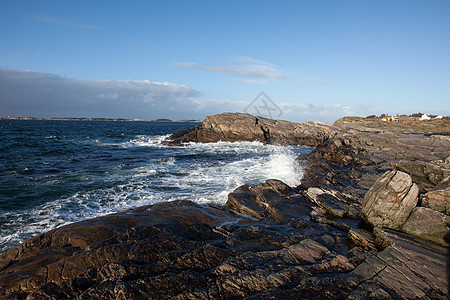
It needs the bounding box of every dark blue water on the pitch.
[0,120,311,252]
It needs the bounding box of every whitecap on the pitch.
[0,139,312,253]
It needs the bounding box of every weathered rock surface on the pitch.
[422,174,450,215]
[362,170,419,230]
[305,186,361,218]
[397,160,445,192]
[1,114,449,299]
[2,180,448,299]
[347,228,377,250]
[400,207,450,247]
[347,228,449,299]
[303,116,450,192]
[0,183,374,299]
[165,112,338,146]
[226,179,312,222]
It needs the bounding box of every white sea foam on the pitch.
[0,138,312,252]
[165,141,307,203]
[124,134,172,147]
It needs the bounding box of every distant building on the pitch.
[380,116,398,122]
[419,114,431,120]
[435,115,443,119]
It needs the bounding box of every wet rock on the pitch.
[347,228,377,251]
[362,170,419,230]
[0,200,233,299]
[0,181,375,299]
[226,179,313,223]
[400,207,450,247]
[304,187,361,218]
[27,282,76,300]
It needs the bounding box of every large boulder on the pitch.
[400,207,450,247]
[362,170,419,229]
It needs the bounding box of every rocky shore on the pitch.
[1,113,449,299]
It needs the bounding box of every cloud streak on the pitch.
[172,57,332,86]
[29,15,101,30]
[230,56,276,66]
[172,61,291,81]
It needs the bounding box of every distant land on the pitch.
[0,116,202,122]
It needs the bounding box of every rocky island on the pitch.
[0,113,449,299]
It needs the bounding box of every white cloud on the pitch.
[96,92,119,99]
[172,57,333,86]
[277,102,372,124]
[0,68,205,119]
[0,68,369,123]
[172,61,291,81]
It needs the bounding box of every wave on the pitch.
[0,138,312,252]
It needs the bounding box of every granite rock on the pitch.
[362,170,419,230]
[400,207,450,247]
[166,112,338,146]
[422,175,450,215]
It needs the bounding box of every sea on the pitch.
[0,119,312,253]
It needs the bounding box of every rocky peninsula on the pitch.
[0,113,449,299]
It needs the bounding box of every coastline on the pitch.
[0,116,202,122]
[0,113,448,299]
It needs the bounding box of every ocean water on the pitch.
[0,120,312,253]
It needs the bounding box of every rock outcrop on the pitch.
[165,112,338,146]
[1,113,449,299]
[0,184,373,299]
[2,180,448,299]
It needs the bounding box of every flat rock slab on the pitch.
[348,228,449,299]
[400,207,450,247]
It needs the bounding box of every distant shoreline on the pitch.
[0,116,202,123]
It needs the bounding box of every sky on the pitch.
[1,0,449,124]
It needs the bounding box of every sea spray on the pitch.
[0,120,312,252]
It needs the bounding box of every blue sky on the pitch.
[1,0,449,123]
